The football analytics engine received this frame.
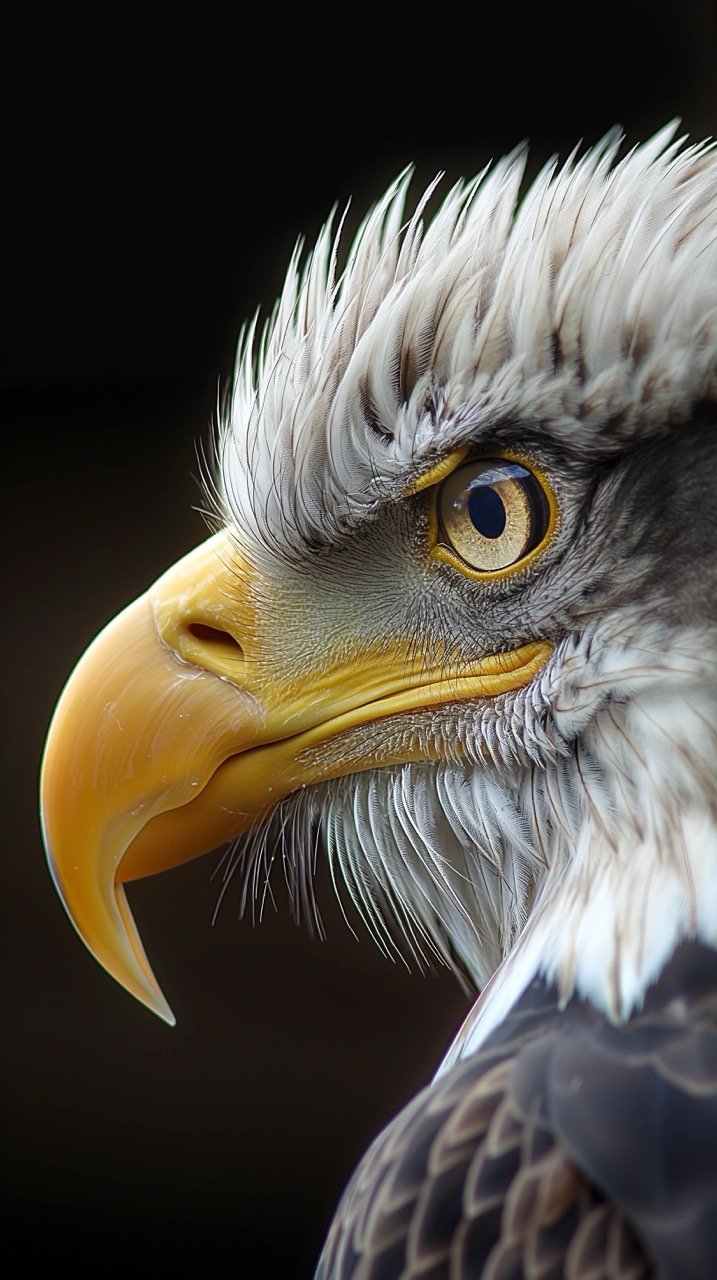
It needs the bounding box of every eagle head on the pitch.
[40,124,717,1061]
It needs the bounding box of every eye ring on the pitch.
[429,455,557,579]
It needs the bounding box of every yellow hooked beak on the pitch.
[40,531,550,1024]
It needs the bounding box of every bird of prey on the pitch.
[41,123,717,1278]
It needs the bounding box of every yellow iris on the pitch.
[431,457,557,579]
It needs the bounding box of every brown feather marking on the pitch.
[565,1205,653,1280]
[433,1060,512,1171]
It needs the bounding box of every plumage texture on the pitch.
[203,125,717,1277]
[316,943,717,1280]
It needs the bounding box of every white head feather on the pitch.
[221,122,716,553]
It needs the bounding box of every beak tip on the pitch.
[152,997,177,1028]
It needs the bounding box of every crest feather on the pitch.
[220,123,717,556]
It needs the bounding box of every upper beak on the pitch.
[40,531,550,1023]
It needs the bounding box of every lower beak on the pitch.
[40,532,550,1023]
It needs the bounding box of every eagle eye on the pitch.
[435,458,553,576]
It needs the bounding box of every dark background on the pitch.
[3,4,716,1274]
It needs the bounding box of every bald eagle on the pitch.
[41,124,717,1279]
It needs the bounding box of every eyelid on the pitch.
[427,452,559,581]
[402,447,470,497]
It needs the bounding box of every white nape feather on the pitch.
[219,123,717,560]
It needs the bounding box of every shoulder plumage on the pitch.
[316,942,717,1280]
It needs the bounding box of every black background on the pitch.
[3,4,716,1274]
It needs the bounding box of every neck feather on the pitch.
[440,640,717,1070]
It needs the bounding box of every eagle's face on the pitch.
[40,128,717,1053]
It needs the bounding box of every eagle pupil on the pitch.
[468,485,506,539]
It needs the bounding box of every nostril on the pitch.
[186,622,244,663]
